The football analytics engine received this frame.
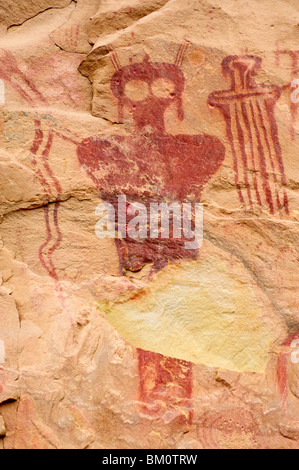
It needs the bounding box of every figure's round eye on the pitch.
[124,80,149,101]
[151,78,176,98]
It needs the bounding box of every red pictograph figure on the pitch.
[276,330,299,413]
[76,45,225,423]
[77,47,225,273]
[275,45,299,141]
[1,45,226,424]
[138,349,193,425]
[209,55,289,215]
[2,46,298,433]
[0,49,63,287]
[0,49,84,292]
[29,121,80,286]
[30,123,63,282]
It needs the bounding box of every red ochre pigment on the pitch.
[77,55,225,424]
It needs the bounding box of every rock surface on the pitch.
[0,0,299,449]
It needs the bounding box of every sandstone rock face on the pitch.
[0,0,299,449]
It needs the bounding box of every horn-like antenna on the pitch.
[107,45,121,71]
[174,41,190,67]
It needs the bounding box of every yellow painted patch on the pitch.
[99,257,280,373]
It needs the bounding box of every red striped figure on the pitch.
[209,55,288,215]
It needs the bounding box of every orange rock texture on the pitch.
[0,0,299,449]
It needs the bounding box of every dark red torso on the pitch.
[77,57,225,272]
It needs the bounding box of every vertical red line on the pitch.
[35,169,52,194]
[264,99,289,214]
[38,206,58,281]
[174,42,188,68]
[48,202,62,257]
[113,52,121,71]
[290,53,299,141]
[223,104,246,206]
[41,131,62,194]
[241,102,262,206]
[255,101,277,179]
[277,331,299,410]
[30,121,53,194]
[185,360,193,425]
[110,54,118,71]
[249,100,274,214]
[30,120,44,156]
[34,130,63,281]
[255,100,282,211]
[234,102,253,208]
[174,44,184,67]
